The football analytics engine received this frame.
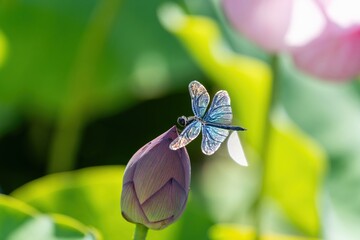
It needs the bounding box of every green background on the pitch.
[1,0,360,239]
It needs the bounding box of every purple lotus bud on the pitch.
[121,126,191,230]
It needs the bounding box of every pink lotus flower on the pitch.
[223,0,360,81]
[121,126,190,230]
[291,4,360,80]
[223,0,293,53]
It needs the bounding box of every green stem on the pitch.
[47,0,123,173]
[134,224,149,240]
[253,55,279,239]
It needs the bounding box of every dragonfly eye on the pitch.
[177,116,187,127]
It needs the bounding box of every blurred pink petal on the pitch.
[292,23,360,81]
[285,0,326,47]
[323,0,360,28]
[222,0,360,81]
[223,0,293,52]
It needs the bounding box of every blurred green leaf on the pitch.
[0,31,15,136]
[279,56,360,237]
[209,224,319,240]
[12,165,213,240]
[0,0,203,172]
[0,30,7,68]
[11,166,133,239]
[0,0,198,116]
[0,194,37,238]
[265,110,326,236]
[159,3,272,153]
[0,194,99,240]
[199,153,259,224]
[0,103,20,136]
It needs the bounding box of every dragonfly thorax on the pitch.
[177,116,198,127]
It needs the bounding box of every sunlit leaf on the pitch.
[0,30,7,68]
[159,3,272,153]
[209,224,319,240]
[11,165,213,240]
[280,56,360,237]
[11,166,133,239]
[0,194,99,240]
[265,110,326,236]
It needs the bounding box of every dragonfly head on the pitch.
[177,116,188,127]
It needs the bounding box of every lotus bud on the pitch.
[121,126,191,230]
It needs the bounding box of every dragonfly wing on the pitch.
[170,120,202,150]
[227,131,248,166]
[201,125,229,155]
[203,90,232,125]
[189,80,210,118]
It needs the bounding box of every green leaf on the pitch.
[209,224,320,240]
[11,166,133,239]
[0,103,21,136]
[11,165,213,240]
[0,0,198,116]
[265,110,326,236]
[199,153,260,223]
[279,56,360,238]
[0,30,7,68]
[0,0,201,172]
[159,3,272,153]
[0,194,99,240]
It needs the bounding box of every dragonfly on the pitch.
[169,80,246,155]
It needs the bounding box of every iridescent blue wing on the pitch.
[201,125,229,155]
[203,90,232,124]
[189,80,210,118]
[170,120,202,150]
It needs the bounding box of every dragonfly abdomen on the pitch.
[205,122,246,131]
